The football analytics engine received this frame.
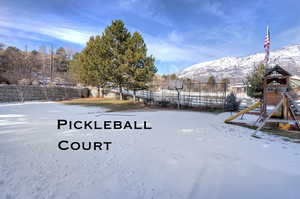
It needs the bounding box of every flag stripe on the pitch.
[264,26,270,65]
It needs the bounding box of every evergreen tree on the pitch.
[28,50,42,72]
[55,47,69,72]
[125,32,157,101]
[207,75,216,90]
[70,36,109,97]
[246,63,265,99]
[225,92,240,112]
[101,20,131,100]
[2,47,25,83]
[70,20,157,99]
[70,52,86,84]
[221,78,230,90]
[207,75,216,85]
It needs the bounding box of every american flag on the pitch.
[264,25,270,65]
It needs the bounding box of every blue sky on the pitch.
[1,0,300,74]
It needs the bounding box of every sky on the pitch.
[0,0,300,74]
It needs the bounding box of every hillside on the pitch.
[178,45,300,83]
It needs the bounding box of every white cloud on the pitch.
[0,27,46,42]
[0,19,95,45]
[0,7,97,45]
[168,30,183,43]
[118,0,173,27]
[276,26,300,46]
[143,32,228,64]
[203,1,225,17]
[41,28,93,45]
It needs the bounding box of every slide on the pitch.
[225,101,262,123]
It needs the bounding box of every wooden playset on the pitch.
[225,65,300,132]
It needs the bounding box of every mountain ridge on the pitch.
[177,44,300,83]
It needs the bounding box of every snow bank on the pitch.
[0,102,300,199]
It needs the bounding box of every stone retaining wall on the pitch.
[0,85,89,102]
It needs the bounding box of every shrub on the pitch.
[225,92,240,112]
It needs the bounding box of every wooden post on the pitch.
[262,78,267,118]
[283,95,288,120]
[223,82,227,110]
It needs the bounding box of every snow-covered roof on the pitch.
[291,75,300,80]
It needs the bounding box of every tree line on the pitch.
[0,43,72,85]
[70,20,157,100]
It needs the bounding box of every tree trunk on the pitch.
[99,87,104,98]
[97,86,100,98]
[119,85,123,100]
[133,90,136,102]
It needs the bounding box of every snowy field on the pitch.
[0,102,300,199]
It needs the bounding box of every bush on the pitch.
[225,92,240,111]
[246,64,265,99]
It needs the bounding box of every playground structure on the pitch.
[224,101,262,123]
[225,65,300,132]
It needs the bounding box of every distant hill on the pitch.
[178,45,300,83]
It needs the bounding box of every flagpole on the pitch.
[262,25,270,119]
[264,25,270,69]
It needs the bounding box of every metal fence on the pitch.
[123,81,228,109]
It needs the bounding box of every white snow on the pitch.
[0,102,300,199]
[178,44,300,80]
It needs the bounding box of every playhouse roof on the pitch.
[265,65,291,77]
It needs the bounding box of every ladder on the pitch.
[254,98,284,134]
[284,92,300,128]
[254,92,300,133]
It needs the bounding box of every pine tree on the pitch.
[125,32,157,101]
[70,20,157,99]
[207,75,216,85]
[207,75,216,91]
[246,63,265,99]
[221,78,230,90]
[55,47,69,72]
[101,20,131,100]
[69,52,86,84]
[225,92,240,112]
[70,36,109,97]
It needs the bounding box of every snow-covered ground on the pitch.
[0,102,300,199]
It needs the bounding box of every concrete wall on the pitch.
[0,85,89,102]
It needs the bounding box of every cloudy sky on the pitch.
[1,0,299,74]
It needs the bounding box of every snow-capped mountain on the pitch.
[178,45,300,83]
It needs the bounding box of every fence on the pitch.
[123,81,228,109]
